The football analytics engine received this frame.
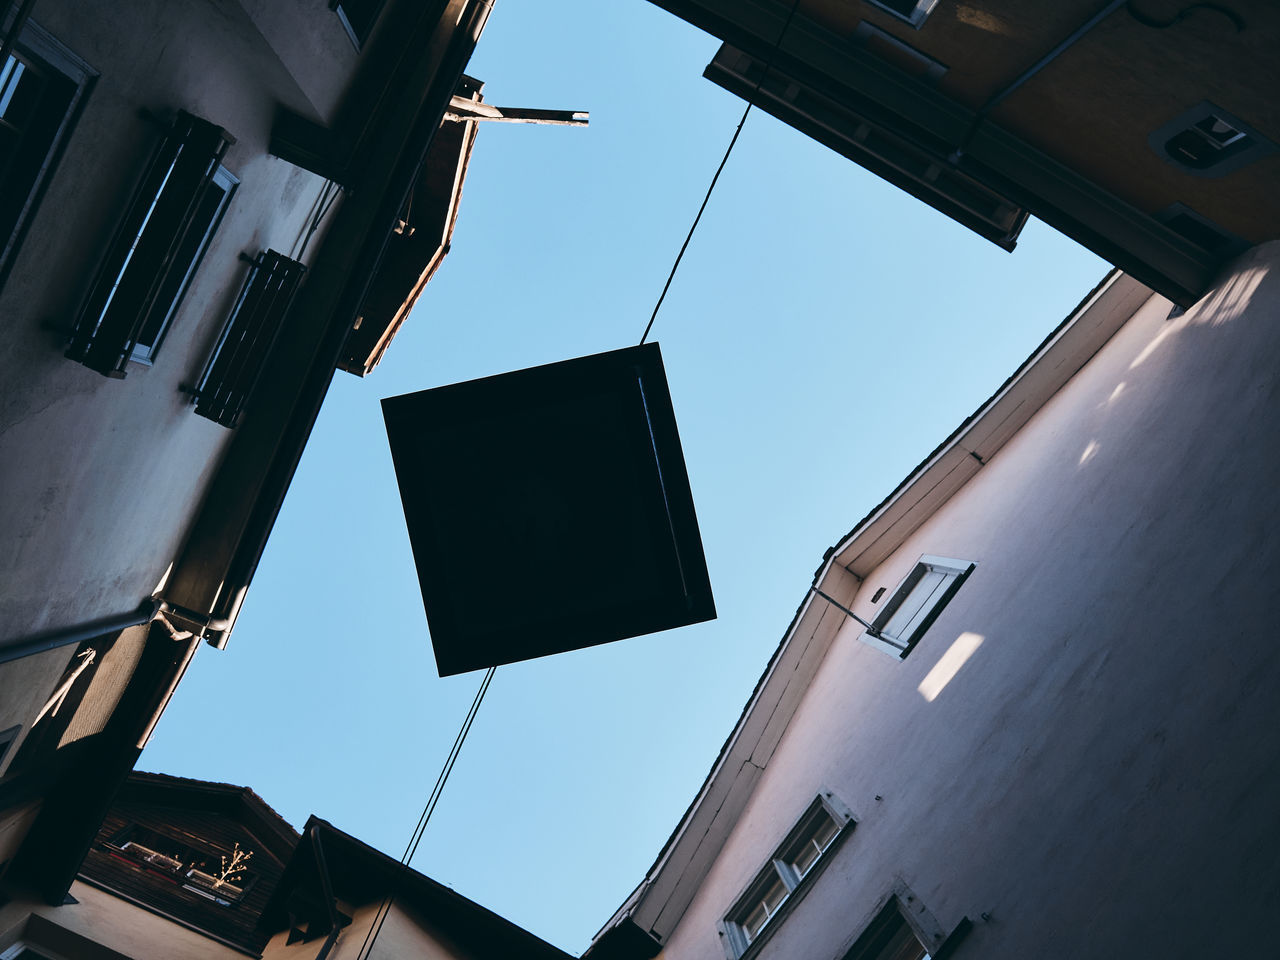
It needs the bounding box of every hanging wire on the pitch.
[354,5,808,956]
[639,0,805,346]
[354,665,497,960]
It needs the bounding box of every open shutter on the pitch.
[191,249,306,428]
[67,111,233,377]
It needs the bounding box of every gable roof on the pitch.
[78,771,301,954]
[261,816,573,960]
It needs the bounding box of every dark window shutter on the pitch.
[191,249,306,428]
[67,111,233,377]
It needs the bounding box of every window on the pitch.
[721,795,853,958]
[0,22,94,292]
[66,111,235,377]
[843,901,930,960]
[1149,101,1277,178]
[864,0,939,29]
[130,164,238,364]
[842,889,970,960]
[330,0,388,48]
[865,555,973,658]
[104,824,256,907]
[189,249,307,427]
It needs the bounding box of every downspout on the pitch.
[0,599,161,666]
[203,0,494,651]
[310,824,343,960]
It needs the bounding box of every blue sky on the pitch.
[145,0,1106,952]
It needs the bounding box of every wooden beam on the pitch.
[445,96,588,125]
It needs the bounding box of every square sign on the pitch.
[381,343,716,676]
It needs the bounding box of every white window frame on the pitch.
[719,793,854,960]
[863,555,974,659]
[864,0,940,29]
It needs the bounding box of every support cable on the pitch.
[357,5,807,957]
[639,0,804,345]
[354,665,497,960]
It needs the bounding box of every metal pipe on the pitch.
[953,0,1125,158]
[311,824,343,960]
[0,0,37,71]
[156,600,234,635]
[0,599,161,666]
[811,586,881,637]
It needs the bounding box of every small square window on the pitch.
[863,0,939,29]
[721,795,853,958]
[866,556,973,658]
[1149,101,1277,178]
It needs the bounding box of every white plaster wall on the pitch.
[0,0,334,642]
[661,243,1280,960]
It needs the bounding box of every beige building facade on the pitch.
[589,243,1280,960]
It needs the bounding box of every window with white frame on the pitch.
[865,555,974,658]
[721,795,853,958]
[864,0,939,29]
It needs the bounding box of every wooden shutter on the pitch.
[67,111,233,377]
[191,250,306,428]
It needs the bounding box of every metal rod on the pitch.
[0,599,160,666]
[981,0,1126,115]
[952,0,1125,159]
[811,586,881,637]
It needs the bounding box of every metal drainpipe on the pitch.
[310,824,343,960]
[202,0,495,652]
[0,0,37,69]
[953,0,1126,159]
[0,599,161,666]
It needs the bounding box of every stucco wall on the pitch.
[660,242,1280,960]
[0,0,335,642]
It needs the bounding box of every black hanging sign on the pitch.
[382,343,716,676]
